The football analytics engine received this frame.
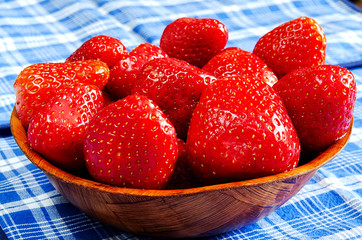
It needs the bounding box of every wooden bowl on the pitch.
[10,108,352,238]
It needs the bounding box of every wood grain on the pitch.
[10,108,352,238]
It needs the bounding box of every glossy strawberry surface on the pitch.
[253,16,326,79]
[83,95,178,189]
[14,60,109,128]
[187,76,300,184]
[160,17,228,68]
[202,47,278,86]
[273,65,356,157]
[66,35,128,68]
[132,57,217,140]
[107,42,167,99]
[27,83,104,172]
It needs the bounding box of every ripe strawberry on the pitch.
[273,65,356,158]
[253,16,326,79]
[132,57,217,140]
[202,47,278,86]
[83,94,179,189]
[14,60,109,128]
[27,83,104,172]
[66,35,128,68]
[186,76,300,184]
[107,42,168,99]
[160,17,228,68]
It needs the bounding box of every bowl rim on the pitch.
[10,107,352,198]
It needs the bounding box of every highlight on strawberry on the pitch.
[66,35,128,68]
[253,16,327,79]
[84,94,179,189]
[202,47,278,87]
[27,83,104,172]
[132,57,217,140]
[274,65,356,160]
[107,42,168,99]
[186,76,301,184]
[160,17,229,68]
[14,60,109,128]
[13,16,356,190]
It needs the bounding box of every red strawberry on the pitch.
[273,65,356,158]
[83,94,179,189]
[253,16,326,79]
[132,57,217,140]
[202,47,278,86]
[14,60,109,128]
[66,35,128,68]
[186,76,300,184]
[160,17,228,68]
[107,42,168,99]
[27,83,104,172]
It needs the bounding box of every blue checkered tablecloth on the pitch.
[0,0,361,239]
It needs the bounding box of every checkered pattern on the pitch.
[0,0,361,239]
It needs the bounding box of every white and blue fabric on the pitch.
[0,0,361,239]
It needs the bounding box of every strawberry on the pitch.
[253,16,326,79]
[132,57,217,140]
[66,35,128,68]
[202,47,278,86]
[83,94,179,189]
[273,65,356,158]
[186,76,300,184]
[14,60,109,128]
[27,83,104,172]
[106,42,168,99]
[160,17,228,68]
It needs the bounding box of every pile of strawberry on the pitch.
[14,16,356,189]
